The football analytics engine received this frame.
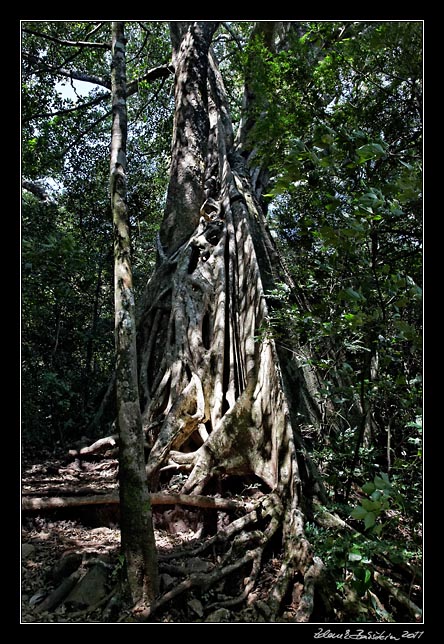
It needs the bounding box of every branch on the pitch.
[35,570,82,613]
[22,27,110,50]
[58,110,111,158]
[23,52,111,89]
[126,63,173,96]
[128,26,150,64]
[22,486,116,498]
[22,179,54,204]
[22,179,52,203]
[68,434,119,457]
[22,491,255,513]
[221,23,244,51]
[84,22,107,40]
[137,22,152,34]
[23,62,171,128]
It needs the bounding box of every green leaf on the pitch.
[351,505,367,520]
[374,474,391,490]
[362,482,376,494]
[353,566,373,595]
[372,524,383,536]
[361,498,380,512]
[345,287,366,301]
[357,143,386,163]
[364,511,376,530]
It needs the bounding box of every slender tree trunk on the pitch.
[110,20,158,608]
[83,258,104,412]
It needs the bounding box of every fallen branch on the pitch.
[22,491,254,513]
[68,435,119,458]
[22,493,119,511]
[22,486,115,497]
[68,587,118,619]
[367,589,396,622]
[36,570,82,613]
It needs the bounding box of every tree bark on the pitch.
[135,22,320,621]
[159,22,219,255]
[110,21,158,609]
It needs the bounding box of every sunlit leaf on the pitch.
[357,143,386,163]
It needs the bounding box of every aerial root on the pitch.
[157,493,274,561]
[138,546,261,621]
[293,556,324,622]
[204,546,263,611]
[131,492,317,622]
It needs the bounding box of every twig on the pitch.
[22,27,110,49]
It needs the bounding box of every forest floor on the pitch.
[21,447,423,624]
[21,447,286,623]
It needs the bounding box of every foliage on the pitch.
[351,472,403,534]
[21,189,114,446]
[245,20,422,503]
[21,22,172,445]
[239,23,423,603]
[307,488,421,621]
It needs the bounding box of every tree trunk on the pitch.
[135,22,322,621]
[110,21,158,609]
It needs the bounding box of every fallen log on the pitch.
[68,435,119,458]
[22,486,115,497]
[22,491,255,513]
[22,492,119,511]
